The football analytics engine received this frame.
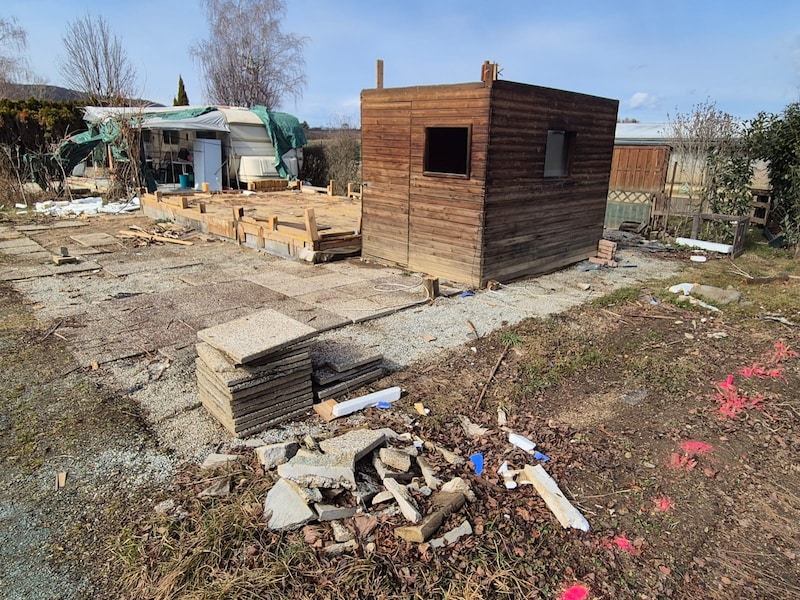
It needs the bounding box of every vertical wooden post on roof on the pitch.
[304,208,320,242]
[268,215,278,231]
[422,276,440,300]
[481,61,498,86]
[199,201,207,214]
[328,180,335,196]
[376,59,384,89]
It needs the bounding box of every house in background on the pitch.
[360,62,619,287]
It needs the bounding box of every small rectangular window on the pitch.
[544,130,572,178]
[424,126,470,177]
[163,130,180,145]
[141,130,151,143]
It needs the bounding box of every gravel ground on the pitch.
[103,248,682,461]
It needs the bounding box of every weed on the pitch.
[591,286,640,307]
[499,331,524,347]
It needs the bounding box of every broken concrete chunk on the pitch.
[441,477,475,502]
[278,452,356,490]
[458,415,489,438]
[319,429,386,463]
[201,453,240,470]
[296,486,323,504]
[379,447,412,472]
[372,453,414,482]
[394,491,465,543]
[314,503,357,521]
[264,478,317,531]
[255,441,299,470]
[416,456,443,491]
[430,519,473,548]
[331,520,355,543]
[497,407,507,427]
[382,478,421,524]
[371,490,395,505]
[522,464,589,532]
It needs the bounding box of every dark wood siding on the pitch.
[361,79,618,287]
[482,81,619,283]
[361,84,491,285]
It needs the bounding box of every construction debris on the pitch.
[521,464,590,531]
[314,386,402,422]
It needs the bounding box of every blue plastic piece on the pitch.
[376,401,391,409]
[469,453,484,475]
[460,291,475,298]
[533,451,550,462]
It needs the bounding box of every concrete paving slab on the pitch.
[0,238,41,249]
[296,289,387,322]
[277,450,357,489]
[243,269,304,289]
[70,232,121,247]
[318,429,386,463]
[197,308,317,365]
[311,339,382,372]
[16,222,88,232]
[269,272,366,297]
[0,265,54,281]
[49,260,103,275]
[263,478,316,530]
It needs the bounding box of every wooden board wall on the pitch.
[609,145,670,193]
[361,84,491,286]
[482,81,619,284]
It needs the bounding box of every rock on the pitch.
[458,415,489,437]
[416,456,443,491]
[278,452,356,490]
[372,453,414,482]
[201,453,240,470]
[314,503,357,521]
[197,477,231,498]
[426,443,465,465]
[441,477,475,502]
[255,441,300,470]
[371,490,395,505]
[263,478,316,531]
[154,499,175,515]
[430,519,473,548]
[322,539,358,556]
[379,448,412,472]
[693,284,741,305]
[382,478,421,523]
[303,435,320,451]
[331,520,355,543]
[319,429,387,463]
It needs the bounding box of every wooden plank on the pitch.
[304,208,320,242]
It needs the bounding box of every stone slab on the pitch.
[70,232,120,247]
[16,222,88,231]
[277,451,356,490]
[314,503,357,521]
[318,429,386,463]
[264,478,316,531]
[197,308,317,366]
[311,339,383,373]
[0,238,42,249]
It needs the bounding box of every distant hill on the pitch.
[0,82,161,106]
[0,82,89,102]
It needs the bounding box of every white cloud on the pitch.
[628,92,659,110]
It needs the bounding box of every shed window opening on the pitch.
[162,129,180,146]
[424,127,470,177]
[544,129,572,178]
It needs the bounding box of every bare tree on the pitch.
[191,0,307,108]
[0,17,30,85]
[59,14,137,105]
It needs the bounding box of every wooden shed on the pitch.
[360,63,619,287]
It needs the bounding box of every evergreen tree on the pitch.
[173,74,189,106]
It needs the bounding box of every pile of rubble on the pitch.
[195,419,591,555]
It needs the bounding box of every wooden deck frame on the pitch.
[140,190,361,261]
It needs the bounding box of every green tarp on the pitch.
[248,107,307,179]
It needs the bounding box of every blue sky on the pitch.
[5,0,800,126]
